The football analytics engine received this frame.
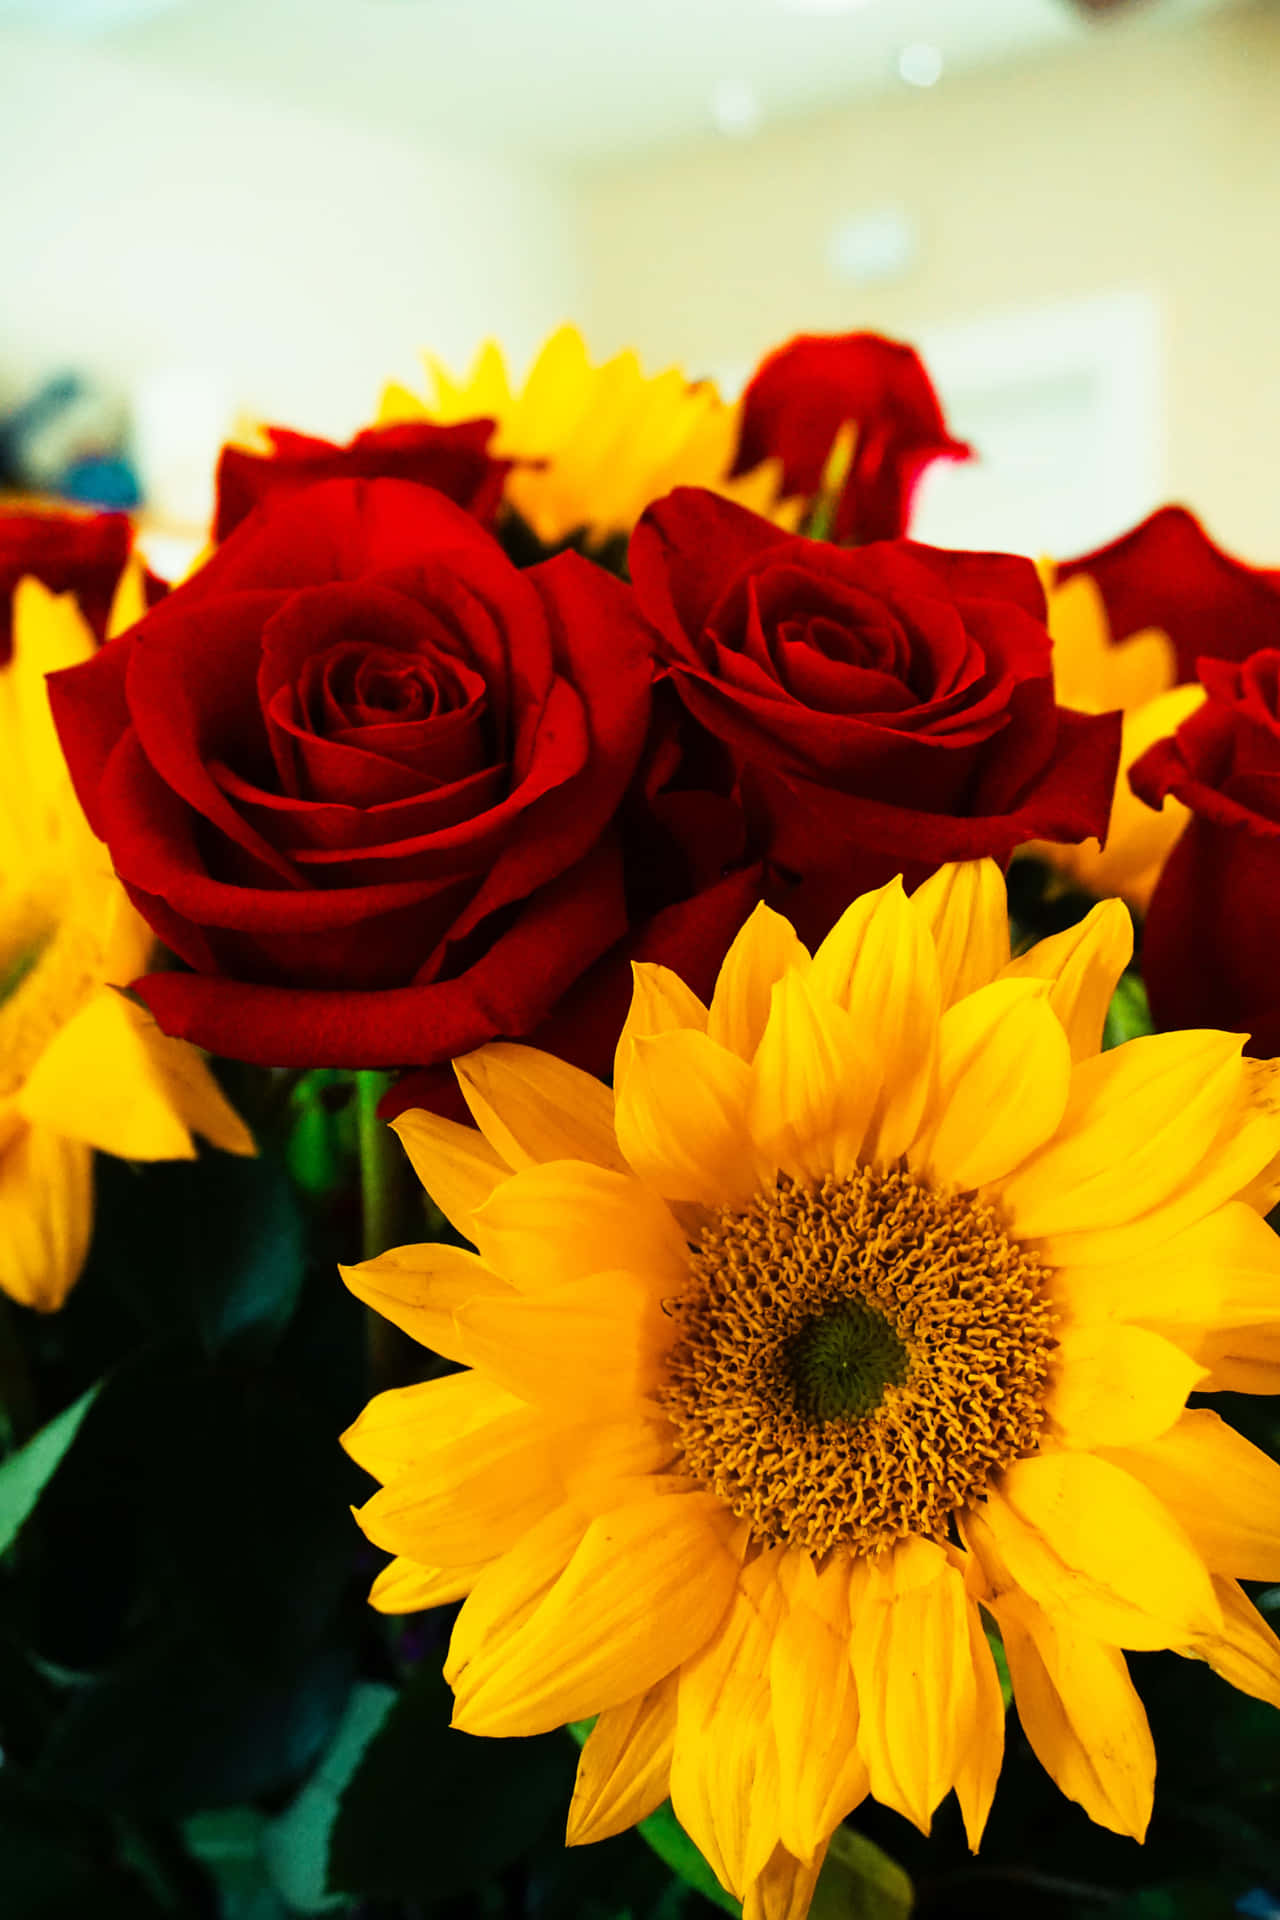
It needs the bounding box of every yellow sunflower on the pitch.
[343,860,1280,1920]
[1029,565,1206,908]
[0,573,255,1312]
[378,323,791,550]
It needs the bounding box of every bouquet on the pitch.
[1,323,1277,1920]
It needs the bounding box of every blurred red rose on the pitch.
[213,420,509,543]
[48,477,656,1070]
[729,332,969,544]
[1057,506,1280,684]
[630,488,1120,942]
[0,507,133,660]
[1131,649,1280,1054]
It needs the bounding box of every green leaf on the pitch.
[0,1383,100,1556]
[264,1681,396,1912]
[636,1802,739,1914]
[811,1826,914,1919]
[1103,972,1154,1050]
[327,1663,574,1904]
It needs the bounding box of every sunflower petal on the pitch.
[707,903,811,1062]
[770,1553,867,1863]
[454,1268,674,1411]
[1000,900,1134,1062]
[0,1117,92,1312]
[1052,1200,1280,1336]
[567,1671,678,1845]
[742,1841,828,1920]
[450,1490,742,1737]
[997,1598,1154,1839]
[391,1109,509,1233]
[810,879,940,1164]
[954,1602,1005,1851]
[848,1536,978,1835]
[969,1453,1220,1650]
[1103,1408,1280,1581]
[750,970,879,1185]
[1190,1577,1280,1709]
[1045,1325,1206,1449]
[454,1043,625,1172]
[912,860,1010,1008]
[916,980,1070,1190]
[614,962,709,1088]
[467,1159,689,1292]
[339,1241,510,1358]
[615,1030,757,1207]
[369,1557,488,1613]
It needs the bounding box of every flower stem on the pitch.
[355,1069,409,1393]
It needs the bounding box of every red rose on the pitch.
[730,332,969,544]
[1057,506,1280,684]
[213,420,509,544]
[0,507,133,660]
[630,489,1121,941]
[48,477,655,1070]
[1131,650,1280,1054]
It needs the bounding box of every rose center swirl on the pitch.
[661,1167,1057,1556]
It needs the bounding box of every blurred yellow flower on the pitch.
[0,573,254,1312]
[1031,566,1205,908]
[344,861,1280,1919]
[379,324,791,550]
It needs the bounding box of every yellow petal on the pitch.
[1000,900,1134,1063]
[467,1160,689,1292]
[707,904,811,1062]
[848,1535,978,1835]
[339,1240,510,1359]
[454,1043,626,1173]
[670,1550,788,1896]
[614,961,709,1089]
[341,1369,522,1482]
[1103,1409,1280,1581]
[18,990,254,1160]
[369,1557,488,1614]
[770,1553,867,1864]
[911,860,1011,1008]
[999,1031,1255,1239]
[390,1109,509,1234]
[1190,1577,1280,1710]
[1045,1325,1206,1448]
[1052,1200,1280,1337]
[615,1030,756,1208]
[1192,1324,1280,1395]
[450,1490,742,1737]
[454,1268,674,1411]
[954,1600,1005,1851]
[0,1114,92,1312]
[445,1504,590,1695]
[749,970,879,1186]
[742,1841,828,1920]
[997,1599,1154,1839]
[810,878,940,1164]
[106,554,148,639]
[566,1671,678,1845]
[970,1452,1220,1650]
[915,980,1071,1190]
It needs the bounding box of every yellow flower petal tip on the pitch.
[379,322,790,548]
[342,855,1280,1919]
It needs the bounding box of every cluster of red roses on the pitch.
[12,332,1280,1107]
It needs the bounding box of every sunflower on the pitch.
[0,574,254,1311]
[378,323,791,551]
[1029,564,1206,907]
[343,860,1280,1920]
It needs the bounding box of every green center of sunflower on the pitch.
[785,1300,909,1423]
[662,1167,1057,1557]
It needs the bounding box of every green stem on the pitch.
[354,1070,418,1394]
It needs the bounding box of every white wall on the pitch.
[0,29,583,517]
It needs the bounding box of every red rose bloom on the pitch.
[47,477,655,1069]
[630,489,1121,941]
[213,419,509,544]
[1057,505,1280,684]
[1131,650,1280,1054]
[730,332,969,544]
[0,507,133,660]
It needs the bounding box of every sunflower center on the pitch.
[662,1166,1056,1557]
[785,1300,909,1423]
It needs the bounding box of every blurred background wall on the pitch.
[2,0,1277,560]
